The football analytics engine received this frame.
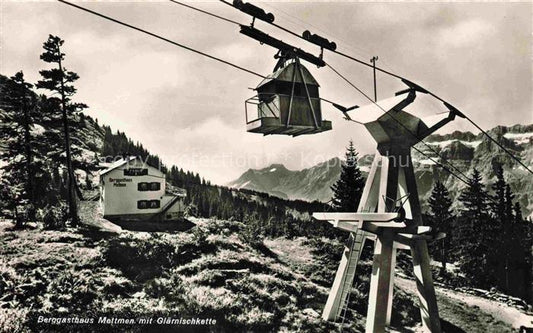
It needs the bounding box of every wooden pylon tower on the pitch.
[314,89,460,332]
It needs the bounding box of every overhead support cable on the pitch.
[60,0,354,126]
[326,64,375,106]
[326,63,472,186]
[218,0,533,176]
[466,118,533,175]
[57,0,354,128]
[217,0,405,77]
[170,0,533,189]
[169,0,242,25]
[442,104,533,176]
[65,0,532,178]
[58,0,267,79]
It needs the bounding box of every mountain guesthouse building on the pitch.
[99,156,186,223]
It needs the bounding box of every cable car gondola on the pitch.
[245,56,332,136]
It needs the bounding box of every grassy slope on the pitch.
[0,219,525,333]
[265,237,526,333]
[0,220,339,333]
[395,278,516,333]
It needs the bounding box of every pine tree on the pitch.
[490,166,517,292]
[491,167,507,232]
[428,180,454,275]
[519,207,533,303]
[331,140,365,212]
[456,169,494,287]
[0,71,43,227]
[514,202,523,223]
[502,188,532,301]
[36,35,87,226]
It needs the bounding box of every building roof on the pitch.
[99,156,139,176]
[166,184,187,197]
[257,61,319,89]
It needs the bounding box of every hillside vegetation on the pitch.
[1,218,527,332]
[0,219,338,332]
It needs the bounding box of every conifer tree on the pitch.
[457,169,493,287]
[490,167,517,292]
[519,208,533,303]
[330,140,365,212]
[0,72,43,227]
[428,180,454,275]
[36,35,87,226]
[491,167,507,232]
[503,187,531,300]
[513,202,523,223]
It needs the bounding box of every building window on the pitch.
[138,182,161,192]
[124,168,148,176]
[137,200,160,209]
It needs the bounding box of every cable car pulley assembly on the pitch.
[233,0,274,26]
[234,1,354,136]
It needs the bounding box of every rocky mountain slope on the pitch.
[227,161,342,202]
[412,123,533,217]
[229,124,533,217]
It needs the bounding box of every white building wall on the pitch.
[101,162,167,217]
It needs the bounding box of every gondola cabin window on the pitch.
[245,59,331,136]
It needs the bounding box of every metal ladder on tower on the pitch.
[336,229,367,328]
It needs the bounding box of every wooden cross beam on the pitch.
[314,151,442,333]
[312,212,406,232]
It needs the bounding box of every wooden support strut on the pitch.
[411,240,442,333]
[366,228,395,332]
[286,61,298,126]
[320,153,383,322]
[315,152,442,333]
[295,58,319,129]
[263,96,279,118]
[366,154,398,331]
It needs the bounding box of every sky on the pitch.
[1,0,532,184]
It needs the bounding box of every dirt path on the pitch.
[396,277,533,332]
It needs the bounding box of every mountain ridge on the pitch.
[228,157,342,202]
[229,123,533,218]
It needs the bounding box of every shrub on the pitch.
[391,287,421,327]
[102,231,216,282]
[0,308,29,333]
[103,235,176,281]
[184,204,198,218]
[143,274,190,307]
[303,237,345,286]
[239,221,265,250]
[38,203,68,230]
[0,263,20,306]
[45,269,102,313]
[204,219,244,236]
